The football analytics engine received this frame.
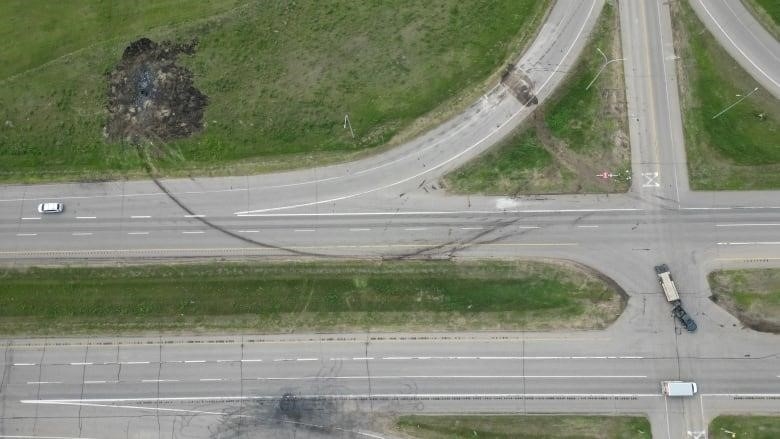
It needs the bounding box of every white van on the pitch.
[662,381,697,397]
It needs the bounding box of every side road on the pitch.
[688,0,780,99]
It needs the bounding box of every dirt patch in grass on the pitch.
[392,415,652,439]
[105,38,207,145]
[708,268,780,333]
[443,1,630,195]
[0,259,625,336]
[710,415,780,439]
[0,0,551,182]
[671,1,780,190]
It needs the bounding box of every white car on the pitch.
[37,202,64,214]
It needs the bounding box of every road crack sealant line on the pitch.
[147,175,579,261]
[147,176,337,259]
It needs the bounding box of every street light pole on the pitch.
[711,87,759,119]
[585,48,625,91]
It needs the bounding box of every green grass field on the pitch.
[0,260,624,335]
[744,0,780,40]
[710,415,780,439]
[394,415,652,439]
[444,2,630,195]
[0,0,550,182]
[674,1,780,190]
[754,0,780,24]
[709,268,780,333]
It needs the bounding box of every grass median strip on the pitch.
[708,268,780,333]
[672,1,780,190]
[710,415,780,439]
[444,1,630,195]
[392,414,651,439]
[0,260,625,335]
[0,0,550,182]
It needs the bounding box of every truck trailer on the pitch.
[662,381,698,397]
[655,264,680,304]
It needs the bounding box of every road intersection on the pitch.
[1,0,779,438]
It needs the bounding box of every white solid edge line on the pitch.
[258,375,647,380]
[236,208,643,217]
[21,392,660,404]
[717,241,780,245]
[696,0,779,88]
[715,223,780,227]
[233,1,600,216]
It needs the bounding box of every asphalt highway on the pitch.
[1,0,780,438]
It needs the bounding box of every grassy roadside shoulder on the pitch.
[0,260,625,335]
[708,268,780,333]
[742,0,780,40]
[0,0,550,183]
[443,1,630,195]
[672,1,780,190]
[710,415,780,439]
[392,415,652,439]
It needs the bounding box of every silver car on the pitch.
[37,202,64,213]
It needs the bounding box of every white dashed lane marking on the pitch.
[181,231,205,234]
[12,355,646,369]
[577,225,599,228]
[16,233,37,236]
[237,230,259,233]
[716,223,780,227]
[404,228,427,231]
[127,232,149,235]
[131,215,151,219]
[21,217,40,220]
[76,216,96,219]
[72,232,93,236]
[349,228,371,232]
[294,229,315,232]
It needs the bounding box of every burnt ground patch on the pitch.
[105,37,207,145]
